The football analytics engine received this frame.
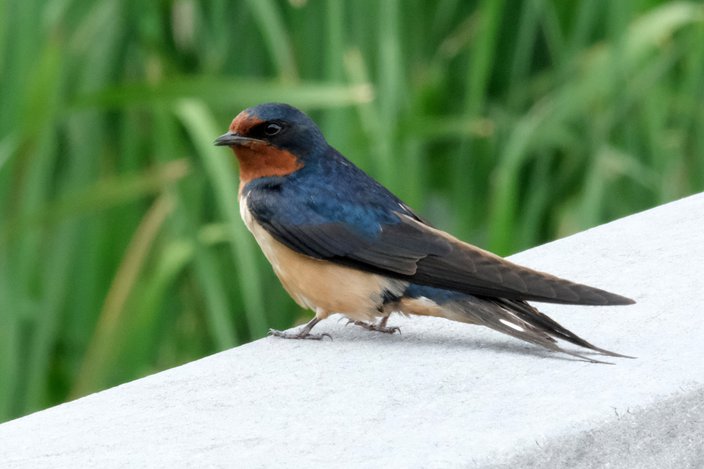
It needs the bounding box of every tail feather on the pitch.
[400,287,632,363]
[489,298,634,359]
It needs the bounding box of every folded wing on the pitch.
[247,188,633,306]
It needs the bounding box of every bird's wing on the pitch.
[404,216,633,305]
[246,185,633,306]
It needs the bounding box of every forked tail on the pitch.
[400,285,633,364]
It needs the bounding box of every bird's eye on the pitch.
[264,122,283,136]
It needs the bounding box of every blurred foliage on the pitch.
[1,0,703,422]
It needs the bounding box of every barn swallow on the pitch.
[214,103,635,363]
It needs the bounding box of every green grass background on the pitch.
[1,0,702,423]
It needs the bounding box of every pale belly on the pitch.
[239,196,407,321]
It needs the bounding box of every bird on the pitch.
[214,103,635,363]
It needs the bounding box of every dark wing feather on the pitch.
[262,216,452,276]
[245,176,633,306]
[410,217,634,305]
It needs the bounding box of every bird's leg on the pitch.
[349,315,400,334]
[268,316,332,340]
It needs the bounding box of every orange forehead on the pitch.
[229,111,264,134]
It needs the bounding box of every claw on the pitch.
[268,316,332,340]
[350,319,401,335]
[268,328,332,341]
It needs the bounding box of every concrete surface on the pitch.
[1,193,703,468]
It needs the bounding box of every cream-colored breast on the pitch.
[239,194,406,321]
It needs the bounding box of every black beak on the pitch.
[213,132,260,147]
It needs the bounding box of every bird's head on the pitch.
[214,103,327,185]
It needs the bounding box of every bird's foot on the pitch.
[268,316,331,340]
[348,318,400,335]
[268,328,332,341]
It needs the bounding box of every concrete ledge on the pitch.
[2,193,703,468]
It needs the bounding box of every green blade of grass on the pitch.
[174,99,269,339]
[0,160,190,247]
[73,78,373,112]
[244,0,298,82]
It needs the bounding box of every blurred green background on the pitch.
[1,0,703,423]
